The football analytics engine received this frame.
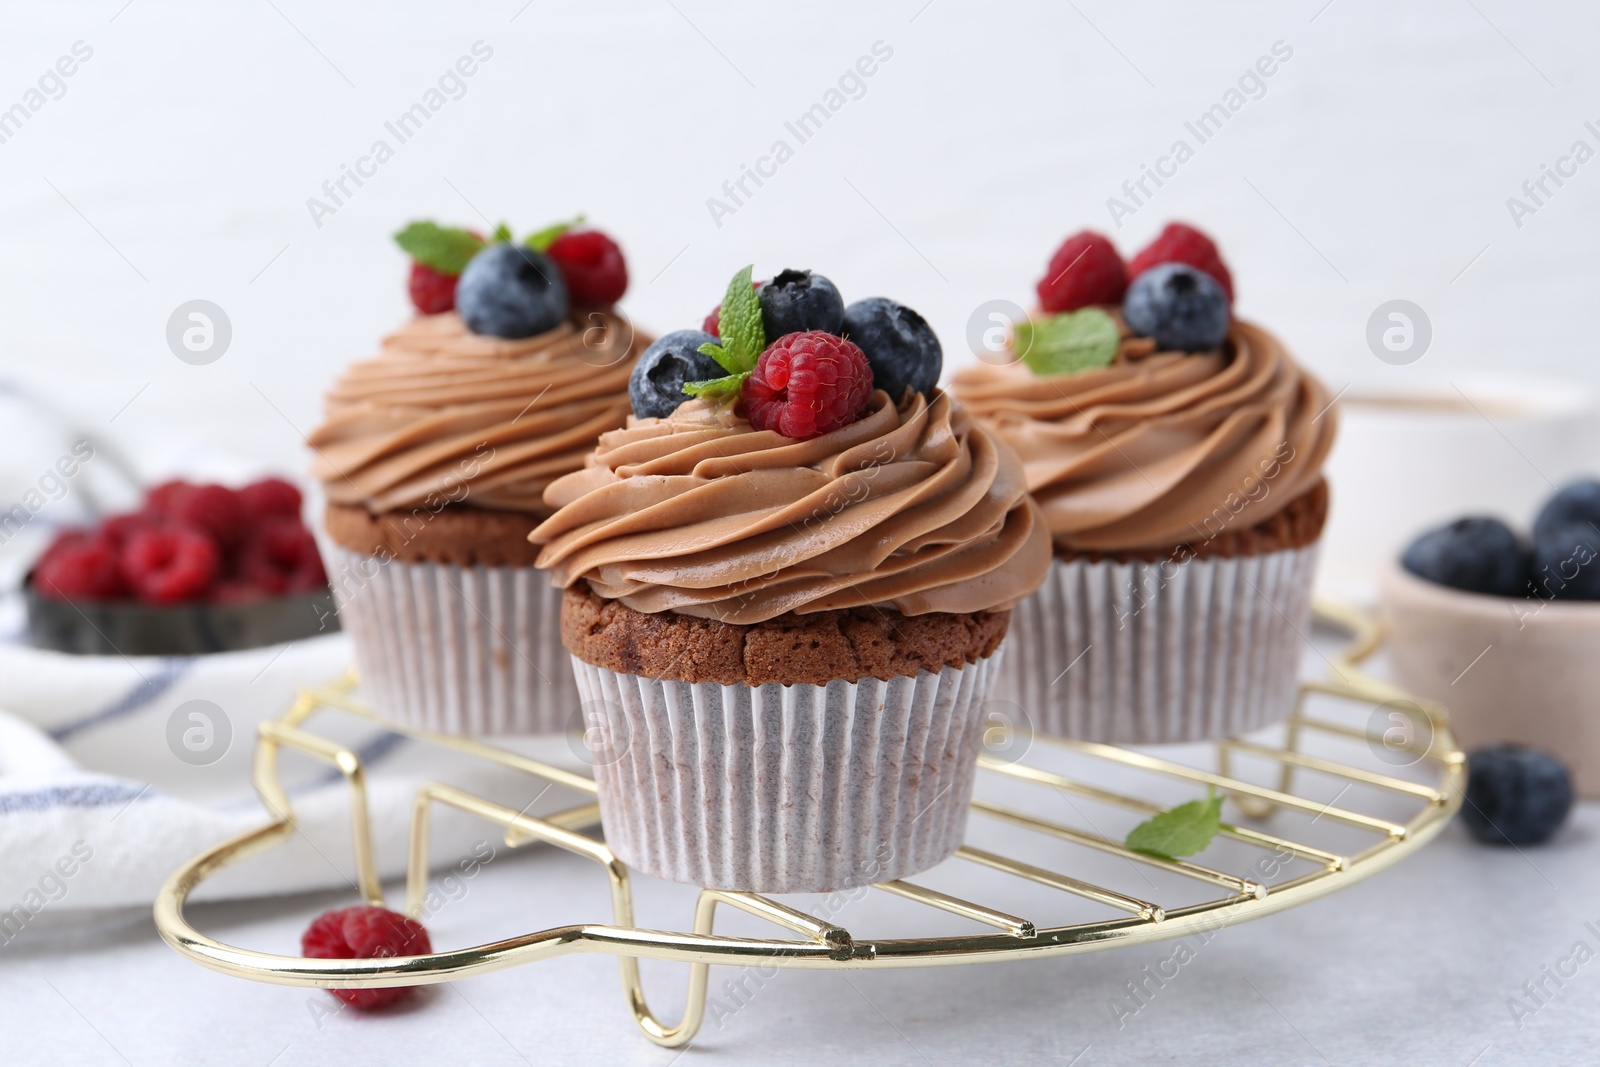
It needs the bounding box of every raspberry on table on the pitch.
[743,330,874,440]
[301,906,433,1010]
[1128,222,1234,303]
[1036,230,1128,313]
[408,262,460,315]
[121,526,221,604]
[546,229,628,306]
[34,539,128,600]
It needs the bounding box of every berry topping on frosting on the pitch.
[1123,263,1230,352]
[841,297,942,399]
[630,330,722,419]
[394,221,486,314]
[456,242,570,339]
[743,330,874,440]
[301,906,432,1010]
[1128,222,1233,303]
[546,229,628,306]
[1036,231,1128,313]
[758,269,845,337]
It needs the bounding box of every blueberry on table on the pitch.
[1533,479,1600,543]
[841,297,942,400]
[1461,745,1573,846]
[1121,263,1230,352]
[1400,516,1529,598]
[629,330,722,419]
[758,269,845,337]
[1530,521,1600,600]
[456,243,569,338]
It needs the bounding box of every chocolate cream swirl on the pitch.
[309,311,639,516]
[949,319,1336,553]
[530,390,1051,625]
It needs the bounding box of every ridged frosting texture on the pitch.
[530,390,1051,625]
[309,312,637,515]
[950,319,1336,552]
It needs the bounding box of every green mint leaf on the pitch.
[716,265,765,375]
[1125,789,1225,860]
[1016,308,1120,377]
[683,372,749,400]
[491,222,513,244]
[393,221,486,276]
[697,341,747,378]
[525,214,587,253]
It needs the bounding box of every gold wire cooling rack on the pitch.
[155,600,1464,1048]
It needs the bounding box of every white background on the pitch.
[3,1,1599,1064]
[1,0,1597,483]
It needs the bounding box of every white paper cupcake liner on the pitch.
[570,651,1001,893]
[329,547,576,737]
[995,545,1318,744]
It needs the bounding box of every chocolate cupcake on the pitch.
[951,224,1337,743]
[530,266,1049,892]
[308,219,647,736]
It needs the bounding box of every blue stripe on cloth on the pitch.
[0,781,150,815]
[49,658,195,743]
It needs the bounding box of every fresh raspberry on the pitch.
[238,477,303,522]
[546,229,628,306]
[301,906,432,1010]
[408,261,459,315]
[237,517,328,594]
[742,330,874,440]
[121,526,220,604]
[1036,231,1128,313]
[98,513,151,548]
[1128,222,1234,304]
[34,539,128,600]
[702,280,764,338]
[144,479,195,519]
[169,484,248,548]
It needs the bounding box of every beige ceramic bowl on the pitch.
[1380,561,1600,797]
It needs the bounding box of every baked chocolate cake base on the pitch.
[325,501,544,567]
[560,582,1010,686]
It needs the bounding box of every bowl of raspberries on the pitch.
[25,477,338,656]
[1381,478,1600,798]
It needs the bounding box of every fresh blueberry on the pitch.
[629,330,722,419]
[1533,479,1600,543]
[841,297,942,400]
[1400,516,1529,598]
[758,269,845,338]
[456,243,569,339]
[1461,744,1573,846]
[1122,263,1230,351]
[1529,521,1600,600]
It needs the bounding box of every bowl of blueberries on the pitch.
[1382,479,1598,837]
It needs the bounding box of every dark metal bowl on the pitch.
[23,580,341,656]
